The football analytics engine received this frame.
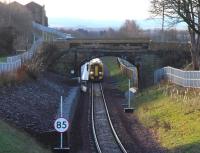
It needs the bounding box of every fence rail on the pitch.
[32,22,73,39]
[154,66,200,88]
[0,38,43,74]
[0,22,70,74]
[117,58,138,88]
[0,60,21,73]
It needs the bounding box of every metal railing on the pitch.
[117,58,138,88]
[32,22,73,39]
[154,66,200,88]
[0,60,21,73]
[0,38,43,74]
[0,22,72,74]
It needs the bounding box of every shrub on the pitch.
[0,64,38,87]
[0,72,16,87]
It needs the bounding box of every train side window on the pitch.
[87,64,89,71]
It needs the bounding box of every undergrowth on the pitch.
[0,64,38,87]
[134,82,200,153]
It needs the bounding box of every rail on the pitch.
[91,83,102,153]
[91,83,127,153]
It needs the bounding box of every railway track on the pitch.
[91,83,127,153]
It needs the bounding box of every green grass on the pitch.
[0,120,52,153]
[133,84,200,153]
[0,57,6,63]
[102,57,130,92]
[103,56,200,152]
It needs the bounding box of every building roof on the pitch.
[9,1,24,7]
[26,1,43,8]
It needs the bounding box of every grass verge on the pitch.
[0,57,7,63]
[102,57,130,92]
[0,120,52,153]
[133,84,200,153]
[103,56,200,152]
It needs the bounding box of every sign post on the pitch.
[54,96,70,152]
[128,79,131,108]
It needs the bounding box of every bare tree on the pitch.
[119,20,141,38]
[0,2,33,51]
[10,2,33,49]
[150,0,200,70]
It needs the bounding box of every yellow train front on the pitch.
[89,58,104,82]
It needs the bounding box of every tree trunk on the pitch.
[190,48,200,70]
[189,28,200,70]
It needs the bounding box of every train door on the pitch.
[95,65,98,77]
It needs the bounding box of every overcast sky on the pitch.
[2,0,182,29]
[4,0,151,20]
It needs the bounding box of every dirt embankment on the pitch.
[0,72,71,133]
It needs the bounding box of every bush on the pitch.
[0,27,15,55]
[0,64,38,87]
[0,72,16,87]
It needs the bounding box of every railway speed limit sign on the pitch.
[54,118,69,133]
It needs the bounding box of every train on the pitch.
[80,58,104,92]
[88,58,104,82]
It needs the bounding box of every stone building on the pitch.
[26,1,48,26]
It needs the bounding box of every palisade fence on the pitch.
[117,58,138,88]
[0,22,71,75]
[32,22,72,39]
[0,38,43,74]
[154,66,200,88]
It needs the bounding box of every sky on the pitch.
[1,0,186,29]
[5,0,150,20]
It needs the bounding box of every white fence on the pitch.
[154,66,200,88]
[117,58,138,88]
[0,60,21,73]
[0,22,71,74]
[32,22,73,39]
[0,38,43,74]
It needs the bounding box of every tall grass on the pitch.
[134,83,200,153]
[0,65,37,86]
[102,56,131,92]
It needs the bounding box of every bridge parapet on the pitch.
[149,42,190,52]
[68,38,150,46]
[51,38,150,51]
[48,39,191,55]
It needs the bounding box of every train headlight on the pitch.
[90,71,94,75]
[99,72,102,75]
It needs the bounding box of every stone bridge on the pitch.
[46,38,191,88]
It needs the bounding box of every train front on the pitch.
[89,58,104,82]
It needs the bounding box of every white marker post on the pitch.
[54,96,70,152]
[124,79,135,113]
[128,79,131,108]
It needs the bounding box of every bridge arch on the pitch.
[48,39,191,88]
